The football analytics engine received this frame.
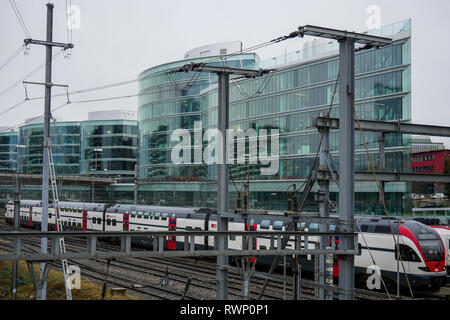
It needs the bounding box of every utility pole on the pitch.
[12,172,20,300]
[23,3,73,300]
[172,63,270,299]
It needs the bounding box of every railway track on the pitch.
[1,219,445,300]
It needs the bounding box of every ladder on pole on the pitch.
[48,145,73,300]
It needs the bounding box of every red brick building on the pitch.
[411,149,450,193]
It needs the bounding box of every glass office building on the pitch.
[80,120,138,176]
[19,121,81,175]
[137,20,412,215]
[17,112,138,177]
[0,131,18,173]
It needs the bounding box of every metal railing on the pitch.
[0,230,358,261]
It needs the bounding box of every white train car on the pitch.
[4,200,447,291]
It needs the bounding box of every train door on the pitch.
[28,206,33,227]
[82,210,88,231]
[123,212,129,231]
[168,215,177,250]
[204,213,211,249]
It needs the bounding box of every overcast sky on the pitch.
[0,0,449,146]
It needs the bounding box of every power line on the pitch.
[0,49,64,98]
[9,0,31,38]
[27,78,139,102]
[0,101,70,133]
[0,44,26,73]
[0,99,28,117]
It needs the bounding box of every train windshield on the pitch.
[403,221,445,262]
[419,240,444,262]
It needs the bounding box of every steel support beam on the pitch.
[379,133,386,204]
[134,164,138,205]
[217,72,229,300]
[316,116,450,137]
[298,25,393,47]
[338,37,355,300]
[355,171,450,183]
[317,115,330,300]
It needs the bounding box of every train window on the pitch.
[49,212,52,218]
[77,223,81,229]
[171,214,176,220]
[260,220,271,230]
[358,224,369,232]
[154,212,160,220]
[374,225,391,234]
[161,213,168,220]
[137,211,143,218]
[273,221,283,230]
[417,233,438,240]
[106,219,111,226]
[91,217,96,224]
[143,212,149,219]
[395,244,421,262]
[229,235,236,241]
[308,223,319,232]
[249,219,255,228]
[112,219,117,226]
[131,211,136,218]
[150,212,154,219]
[186,226,193,231]
[194,227,202,231]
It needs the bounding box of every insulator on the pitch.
[287,198,293,211]
[293,192,298,212]
[237,193,241,210]
[244,193,248,210]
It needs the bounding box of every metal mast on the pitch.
[297,24,392,300]
[172,63,270,299]
[23,2,73,300]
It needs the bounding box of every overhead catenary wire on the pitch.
[0,100,70,133]
[9,0,31,39]
[0,48,64,98]
[0,44,26,73]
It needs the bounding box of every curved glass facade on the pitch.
[0,132,18,172]
[19,122,81,175]
[80,120,138,176]
[137,20,412,215]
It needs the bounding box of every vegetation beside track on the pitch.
[0,259,138,300]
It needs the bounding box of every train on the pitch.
[4,200,448,292]
[411,217,450,275]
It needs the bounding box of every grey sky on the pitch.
[0,0,449,146]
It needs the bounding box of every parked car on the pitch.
[421,200,444,208]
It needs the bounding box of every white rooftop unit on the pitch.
[184,41,242,59]
[87,110,136,121]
